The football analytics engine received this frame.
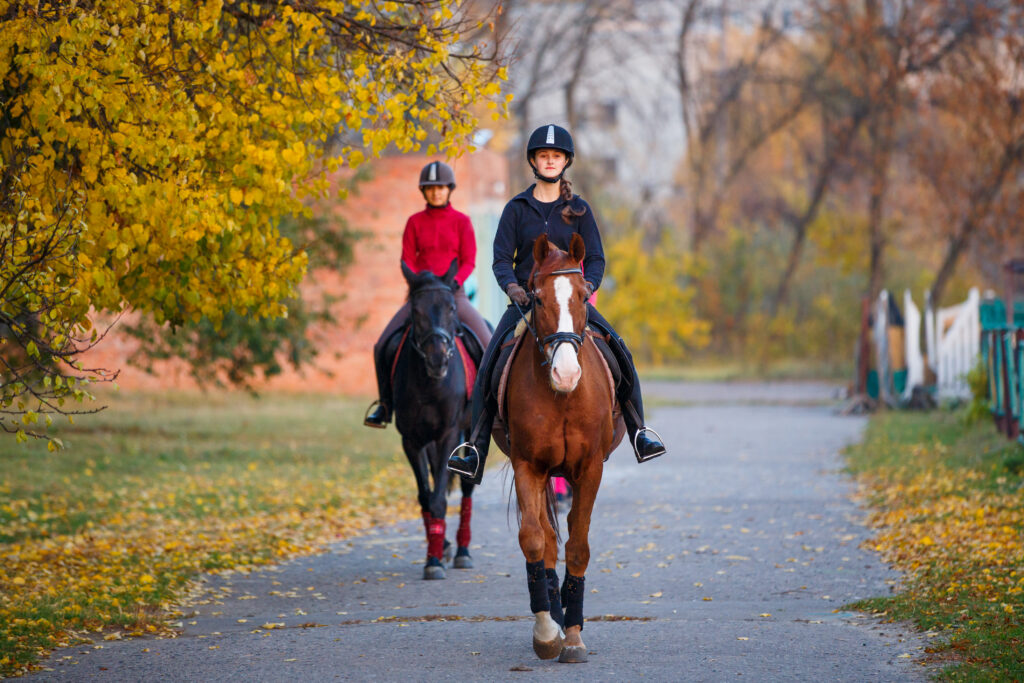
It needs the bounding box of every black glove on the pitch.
[506,283,530,307]
[585,281,595,298]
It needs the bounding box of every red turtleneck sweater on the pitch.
[400,203,476,286]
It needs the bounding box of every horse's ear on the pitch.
[442,258,458,287]
[533,236,550,265]
[569,232,586,264]
[401,260,416,285]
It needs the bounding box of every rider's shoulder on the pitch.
[510,186,535,204]
[446,205,471,222]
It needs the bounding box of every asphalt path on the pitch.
[34,381,930,682]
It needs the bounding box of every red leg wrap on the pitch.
[457,497,472,548]
[427,518,446,559]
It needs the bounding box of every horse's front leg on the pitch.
[423,440,453,577]
[559,458,603,663]
[401,436,432,535]
[512,459,564,660]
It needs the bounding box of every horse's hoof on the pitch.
[442,539,454,565]
[423,557,446,580]
[558,645,588,663]
[453,547,473,569]
[532,634,564,660]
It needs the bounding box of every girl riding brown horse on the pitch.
[448,124,666,483]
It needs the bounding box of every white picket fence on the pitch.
[900,287,980,400]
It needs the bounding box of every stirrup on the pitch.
[363,400,388,429]
[447,442,480,478]
[633,426,666,463]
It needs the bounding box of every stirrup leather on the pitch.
[447,442,480,478]
[363,400,388,429]
[633,426,666,463]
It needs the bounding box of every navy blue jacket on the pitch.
[492,185,605,293]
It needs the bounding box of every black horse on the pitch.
[392,260,476,579]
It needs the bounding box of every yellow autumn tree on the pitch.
[0,0,508,441]
[600,232,710,365]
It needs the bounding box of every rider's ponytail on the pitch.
[559,177,587,225]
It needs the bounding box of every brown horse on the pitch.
[507,233,615,664]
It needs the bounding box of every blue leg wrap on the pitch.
[561,573,585,630]
[526,560,549,614]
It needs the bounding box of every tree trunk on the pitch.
[866,111,894,302]
[767,111,865,317]
[928,137,1024,306]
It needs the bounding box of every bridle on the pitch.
[515,266,586,365]
[409,285,456,362]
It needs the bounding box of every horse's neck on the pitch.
[396,341,463,394]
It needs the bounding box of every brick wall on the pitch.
[82,149,509,396]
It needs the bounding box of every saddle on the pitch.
[489,318,626,458]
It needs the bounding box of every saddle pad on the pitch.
[455,336,476,399]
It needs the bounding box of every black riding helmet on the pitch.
[418,160,456,189]
[526,124,574,184]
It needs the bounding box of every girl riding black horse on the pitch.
[364,161,492,578]
[448,124,667,483]
[365,161,491,427]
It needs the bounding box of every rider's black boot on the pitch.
[363,401,390,428]
[612,338,666,462]
[364,337,395,429]
[623,400,666,463]
[447,402,495,484]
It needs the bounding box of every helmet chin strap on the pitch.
[529,157,572,184]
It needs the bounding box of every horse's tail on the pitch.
[505,468,562,545]
[545,476,561,545]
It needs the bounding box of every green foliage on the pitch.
[0,0,506,439]
[120,171,369,390]
[600,232,710,364]
[961,359,991,426]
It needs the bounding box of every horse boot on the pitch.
[447,401,495,484]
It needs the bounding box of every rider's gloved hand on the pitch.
[506,283,529,307]
[585,281,595,298]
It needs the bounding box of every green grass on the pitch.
[844,409,1024,681]
[0,389,419,676]
[640,356,850,382]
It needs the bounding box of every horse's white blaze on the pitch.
[533,611,562,643]
[550,276,581,391]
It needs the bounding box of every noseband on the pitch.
[522,267,586,363]
[409,285,456,362]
